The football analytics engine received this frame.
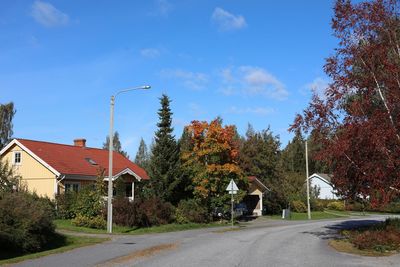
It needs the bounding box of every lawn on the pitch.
[0,233,108,265]
[55,219,225,235]
[265,210,349,220]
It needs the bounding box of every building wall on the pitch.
[249,184,263,215]
[1,144,57,199]
[310,177,338,200]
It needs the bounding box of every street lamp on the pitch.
[107,85,151,234]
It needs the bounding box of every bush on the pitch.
[312,200,325,211]
[291,200,307,213]
[55,192,77,219]
[175,199,209,224]
[327,201,345,211]
[345,218,400,252]
[113,197,174,227]
[71,186,105,218]
[71,214,106,229]
[384,202,400,213]
[0,192,56,253]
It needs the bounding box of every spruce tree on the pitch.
[103,131,129,158]
[134,138,149,170]
[0,102,16,149]
[148,94,180,204]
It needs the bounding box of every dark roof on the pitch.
[15,138,149,179]
[311,173,332,184]
[248,176,270,192]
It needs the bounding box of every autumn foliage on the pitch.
[181,119,247,211]
[291,0,400,206]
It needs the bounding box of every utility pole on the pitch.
[306,140,311,220]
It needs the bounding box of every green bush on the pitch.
[0,192,56,253]
[291,200,307,213]
[71,214,106,229]
[384,202,400,213]
[71,186,105,218]
[327,201,345,211]
[55,192,77,219]
[312,200,325,211]
[112,197,174,227]
[175,199,209,224]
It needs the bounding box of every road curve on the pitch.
[13,216,400,267]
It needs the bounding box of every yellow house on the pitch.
[243,176,270,216]
[0,138,149,199]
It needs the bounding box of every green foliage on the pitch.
[175,199,209,224]
[112,197,174,227]
[239,124,281,183]
[148,94,182,205]
[102,131,129,158]
[114,177,126,199]
[0,192,55,253]
[55,192,77,219]
[0,102,16,149]
[0,160,20,193]
[327,201,345,211]
[71,186,105,218]
[71,215,106,229]
[134,138,150,171]
[291,200,307,213]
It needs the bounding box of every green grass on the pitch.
[0,234,109,265]
[265,211,346,220]
[55,219,225,235]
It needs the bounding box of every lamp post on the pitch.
[107,85,151,234]
[305,140,311,220]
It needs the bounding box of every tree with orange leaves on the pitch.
[181,118,247,211]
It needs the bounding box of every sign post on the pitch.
[226,179,238,227]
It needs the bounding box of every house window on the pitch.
[65,182,80,193]
[13,152,21,165]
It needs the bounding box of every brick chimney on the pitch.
[73,138,86,147]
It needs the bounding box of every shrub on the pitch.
[327,201,345,211]
[112,197,174,227]
[71,214,106,229]
[175,199,209,224]
[55,192,77,219]
[0,192,56,253]
[71,186,105,218]
[312,200,325,211]
[291,200,307,213]
[113,197,137,227]
[384,202,400,213]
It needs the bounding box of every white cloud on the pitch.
[155,0,173,17]
[227,106,274,116]
[160,69,208,90]
[140,48,160,58]
[303,77,330,98]
[31,1,69,27]
[219,66,288,100]
[211,7,247,31]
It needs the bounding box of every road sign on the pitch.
[226,179,239,194]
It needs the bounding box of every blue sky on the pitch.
[1,0,337,157]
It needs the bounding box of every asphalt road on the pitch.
[12,216,400,267]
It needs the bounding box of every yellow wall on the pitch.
[1,144,57,199]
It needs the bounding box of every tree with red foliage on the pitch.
[291,0,400,207]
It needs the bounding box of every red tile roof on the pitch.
[16,139,149,179]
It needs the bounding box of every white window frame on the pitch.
[64,181,81,193]
[13,151,22,166]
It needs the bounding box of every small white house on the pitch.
[309,173,339,200]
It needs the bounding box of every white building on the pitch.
[309,173,339,200]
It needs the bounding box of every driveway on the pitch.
[12,216,400,267]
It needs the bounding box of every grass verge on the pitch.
[0,234,109,265]
[264,211,345,220]
[329,239,395,257]
[55,219,226,235]
[329,218,400,256]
